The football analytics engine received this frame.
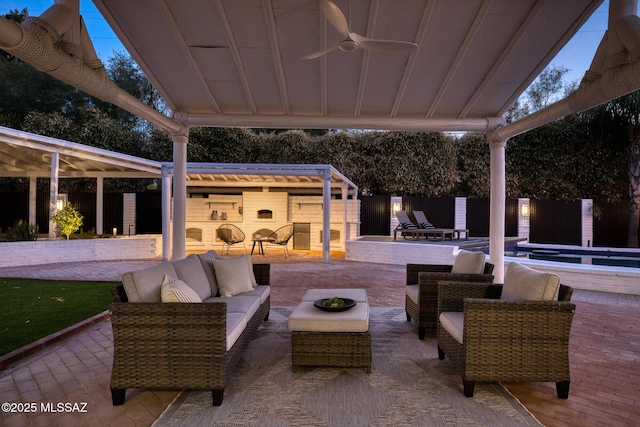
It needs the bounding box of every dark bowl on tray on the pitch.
[314,298,356,312]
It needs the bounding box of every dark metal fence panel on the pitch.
[464,198,519,238]
[594,200,630,247]
[505,198,519,237]
[104,193,124,236]
[403,197,455,228]
[68,193,97,233]
[136,192,163,234]
[466,198,489,237]
[0,193,28,231]
[530,199,581,245]
[359,195,390,235]
[37,192,50,234]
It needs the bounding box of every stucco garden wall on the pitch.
[0,236,161,268]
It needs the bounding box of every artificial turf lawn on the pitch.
[0,278,117,355]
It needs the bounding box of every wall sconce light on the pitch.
[520,204,530,217]
[393,202,401,214]
[55,194,68,211]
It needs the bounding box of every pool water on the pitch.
[518,247,640,269]
[526,253,640,268]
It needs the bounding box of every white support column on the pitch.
[352,189,360,237]
[342,183,348,251]
[48,152,59,238]
[582,199,594,247]
[390,196,402,235]
[454,197,467,230]
[96,177,104,235]
[322,170,331,263]
[123,193,136,236]
[161,166,172,261]
[171,131,188,261]
[489,138,507,283]
[29,177,36,226]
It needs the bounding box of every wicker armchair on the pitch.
[405,261,494,339]
[437,280,575,398]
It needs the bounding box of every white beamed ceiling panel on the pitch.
[94,0,603,128]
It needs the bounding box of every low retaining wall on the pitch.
[346,236,640,295]
[0,236,162,268]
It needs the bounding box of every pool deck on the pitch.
[346,236,640,295]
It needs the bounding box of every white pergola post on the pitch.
[161,166,172,261]
[171,131,188,261]
[96,177,104,235]
[322,169,331,263]
[48,152,59,238]
[29,177,36,226]
[341,183,348,251]
[489,137,507,283]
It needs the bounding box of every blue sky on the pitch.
[0,0,622,85]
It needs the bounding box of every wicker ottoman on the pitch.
[288,289,371,373]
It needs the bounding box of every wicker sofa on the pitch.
[109,250,270,406]
[437,262,575,398]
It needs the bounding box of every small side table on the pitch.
[251,237,270,255]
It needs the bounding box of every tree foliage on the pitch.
[50,203,83,240]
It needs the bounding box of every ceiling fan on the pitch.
[303,0,418,59]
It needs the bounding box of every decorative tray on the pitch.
[313,298,356,312]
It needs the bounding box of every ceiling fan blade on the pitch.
[302,43,341,60]
[358,38,418,54]
[320,0,350,39]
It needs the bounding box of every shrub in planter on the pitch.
[2,220,39,241]
[50,203,83,240]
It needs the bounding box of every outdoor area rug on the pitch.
[152,307,542,427]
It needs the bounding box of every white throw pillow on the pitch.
[451,250,485,274]
[160,275,202,303]
[212,256,254,297]
[501,262,560,301]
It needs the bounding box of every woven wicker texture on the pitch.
[292,331,372,372]
[109,263,271,406]
[405,263,494,337]
[437,280,575,398]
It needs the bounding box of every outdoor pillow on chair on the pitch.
[450,250,485,274]
[501,262,560,301]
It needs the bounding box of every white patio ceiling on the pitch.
[93,0,603,131]
[0,126,355,191]
[0,126,161,178]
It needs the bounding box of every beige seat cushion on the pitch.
[451,250,485,274]
[212,256,254,297]
[196,250,220,296]
[405,284,419,304]
[501,262,560,301]
[439,311,464,344]
[172,254,212,300]
[122,262,177,303]
[288,302,369,332]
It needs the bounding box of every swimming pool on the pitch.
[516,245,640,269]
